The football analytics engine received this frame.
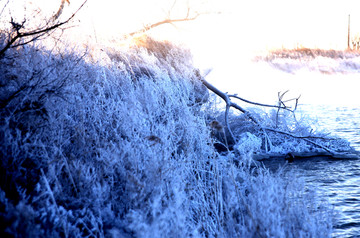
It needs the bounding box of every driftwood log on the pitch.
[254,151,360,162]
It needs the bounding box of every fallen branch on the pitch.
[197,71,335,155]
[198,75,243,143]
[228,94,291,111]
[199,75,271,151]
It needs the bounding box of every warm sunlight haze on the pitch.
[71,0,360,107]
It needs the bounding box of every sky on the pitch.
[2,0,360,106]
[77,0,360,50]
[72,0,360,67]
[3,0,360,52]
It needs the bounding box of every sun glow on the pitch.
[4,0,360,54]
[3,0,360,49]
[76,0,360,71]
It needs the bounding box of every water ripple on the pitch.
[286,105,360,237]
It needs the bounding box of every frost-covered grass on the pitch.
[0,35,334,237]
[260,48,360,60]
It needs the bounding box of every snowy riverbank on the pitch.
[1,36,345,237]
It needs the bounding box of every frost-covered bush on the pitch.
[0,34,334,237]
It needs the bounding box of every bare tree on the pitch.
[0,0,87,58]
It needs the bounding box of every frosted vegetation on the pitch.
[256,48,360,74]
[1,34,346,237]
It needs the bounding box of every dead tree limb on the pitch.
[228,94,293,111]
[128,14,201,37]
[200,77,256,144]
[198,74,334,154]
[127,0,221,37]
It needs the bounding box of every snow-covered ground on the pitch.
[1,35,339,237]
[3,1,360,237]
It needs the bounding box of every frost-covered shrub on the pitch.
[0,34,334,237]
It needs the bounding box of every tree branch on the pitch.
[197,71,335,155]
[0,0,87,58]
[127,0,221,37]
[128,13,201,37]
[228,94,293,111]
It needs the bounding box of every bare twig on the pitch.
[228,94,292,111]
[0,0,10,17]
[275,91,301,127]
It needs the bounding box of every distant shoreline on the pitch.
[256,47,360,61]
[254,47,360,74]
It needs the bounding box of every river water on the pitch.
[293,105,360,238]
[203,57,360,237]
